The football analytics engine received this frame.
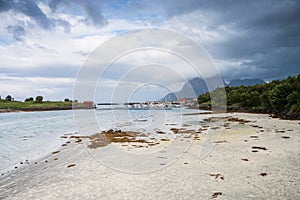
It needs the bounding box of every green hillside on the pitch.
[0,97,93,111]
[198,74,300,118]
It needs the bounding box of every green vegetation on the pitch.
[5,95,12,101]
[0,95,80,111]
[198,74,300,113]
[0,100,72,110]
[25,97,34,102]
[0,95,94,111]
[35,96,43,103]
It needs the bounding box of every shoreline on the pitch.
[195,106,300,120]
[1,104,299,121]
[2,106,300,121]
[1,112,299,199]
[0,107,94,113]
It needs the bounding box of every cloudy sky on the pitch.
[1,0,300,102]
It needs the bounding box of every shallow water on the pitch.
[0,108,201,174]
[0,110,76,173]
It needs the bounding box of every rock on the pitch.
[209,173,224,180]
[156,131,166,134]
[252,146,268,151]
[170,128,179,133]
[212,192,222,198]
[260,172,268,176]
[67,164,76,168]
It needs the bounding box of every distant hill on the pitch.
[161,77,266,101]
[162,78,209,101]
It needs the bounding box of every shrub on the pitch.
[25,97,34,102]
[35,96,43,103]
[6,95,12,101]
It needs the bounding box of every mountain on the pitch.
[163,93,178,101]
[161,78,209,101]
[161,77,266,101]
[228,79,266,87]
[177,78,209,98]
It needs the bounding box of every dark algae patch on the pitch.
[209,173,224,180]
[212,192,223,198]
[67,164,76,168]
[252,146,268,151]
[259,172,268,177]
[86,129,147,149]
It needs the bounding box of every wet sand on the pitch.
[0,113,299,199]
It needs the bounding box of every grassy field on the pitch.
[0,100,73,110]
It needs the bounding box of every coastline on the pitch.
[2,105,300,121]
[226,107,300,120]
[0,107,94,113]
[1,112,299,199]
[195,105,300,120]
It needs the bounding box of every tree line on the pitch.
[1,95,72,104]
[198,74,300,113]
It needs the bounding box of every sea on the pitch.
[0,108,202,174]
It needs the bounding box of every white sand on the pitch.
[0,113,299,199]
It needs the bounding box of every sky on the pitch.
[0,0,300,102]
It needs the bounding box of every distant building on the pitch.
[83,101,94,108]
[178,98,186,103]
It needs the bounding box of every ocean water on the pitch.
[0,108,199,174]
[0,110,76,173]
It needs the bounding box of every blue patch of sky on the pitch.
[102,0,161,22]
[0,36,14,45]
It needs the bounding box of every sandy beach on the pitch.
[0,112,299,199]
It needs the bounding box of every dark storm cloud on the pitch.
[1,0,107,40]
[104,0,300,80]
[1,0,299,81]
[201,1,300,80]
[6,25,25,41]
[48,0,107,26]
[0,0,11,12]
[144,0,300,80]
[48,0,61,12]
[0,0,53,29]
[83,1,107,26]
